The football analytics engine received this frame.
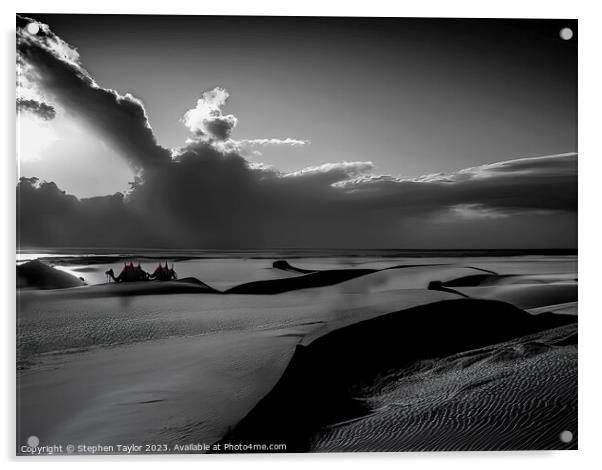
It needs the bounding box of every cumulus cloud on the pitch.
[182,87,238,141]
[16,17,577,249]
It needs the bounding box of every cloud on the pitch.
[182,87,238,141]
[17,18,306,170]
[448,204,512,220]
[420,153,577,183]
[16,17,577,249]
[336,153,577,214]
[181,86,309,151]
[236,138,309,147]
[17,152,577,249]
[16,98,56,120]
[16,15,171,170]
[284,162,375,183]
[17,177,144,247]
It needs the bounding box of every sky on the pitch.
[16,15,577,249]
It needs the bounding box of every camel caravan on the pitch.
[106,261,177,283]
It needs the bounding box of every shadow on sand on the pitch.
[214,298,576,452]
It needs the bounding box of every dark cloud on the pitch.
[17,152,577,249]
[16,15,171,170]
[16,98,56,120]
[17,177,152,248]
[204,116,237,141]
[337,153,577,214]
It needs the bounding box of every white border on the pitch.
[3,1,600,469]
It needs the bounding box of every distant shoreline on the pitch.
[16,248,578,263]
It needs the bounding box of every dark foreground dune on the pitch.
[17,260,86,289]
[215,298,577,452]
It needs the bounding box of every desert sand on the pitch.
[16,253,577,453]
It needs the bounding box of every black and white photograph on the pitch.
[15,13,578,455]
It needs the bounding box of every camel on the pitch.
[150,262,178,281]
[106,262,150,283]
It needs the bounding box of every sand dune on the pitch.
[226,269,377,294]
[215,298,576,452]
[59,277,216,297]
[314,323,577,451]
[241,259,577,299]
[426,270,578,310]
[336,266,488,293]
[229,262,489,295]
[451,283,577,309]
[440,272,576,287]
[18,257,577,307]
[17,260,86,289]
[528,301,577,316]
[272,260,318,274]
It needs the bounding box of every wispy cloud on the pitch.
[236,138,309,147]
[284,162,374,182]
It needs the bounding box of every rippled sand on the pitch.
[313,324,577,451]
